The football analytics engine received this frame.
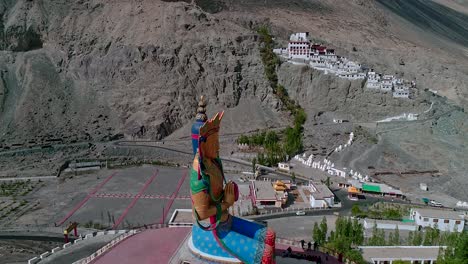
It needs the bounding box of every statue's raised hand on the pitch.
[223,181,236,206]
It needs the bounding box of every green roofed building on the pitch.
[347,179,404,198]
[362,184,381,193]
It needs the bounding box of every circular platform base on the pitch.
[187,236,242,264]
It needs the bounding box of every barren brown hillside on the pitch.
[215,0,468,107]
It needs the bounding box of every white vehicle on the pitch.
[278,163,291,172]
[296,211,306,216]
[429,200,443,207]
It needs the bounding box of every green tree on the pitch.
[294,108,307,130]
[437,231,468,264]
[368,222,386,246]
[325,216,366,264]
[389,226,400,245]
[264,131,279,149]
[352,218,364,246]
[276,84,288,98]
[351,204,362,216]
[389,231,395,246]
[412,230,423,246]
[407,231,414,246]
[251,158,257,174]
[238,135,249,144]
[320,216,328,243]
[313,222,321,244]
[344,249,365,264]
[423,226,441,246]
[393,225,400,245]
[283,126,303,157]
[257,153,266,166]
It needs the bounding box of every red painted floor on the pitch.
[94,227,190,264]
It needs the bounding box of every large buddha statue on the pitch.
[189,96,276,264]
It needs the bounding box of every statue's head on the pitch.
[191,96,208,155]
[199,111,224,159]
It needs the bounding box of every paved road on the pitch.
[114,141,253,168]
[0,233,71,243]
[0,175,56,181]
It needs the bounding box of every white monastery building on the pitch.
[288,32,311,60]
[274,33,416,99]
[366,71,413,99]
[410,208,466,232]
[308,181,334,208]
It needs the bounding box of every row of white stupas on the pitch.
[334,132,354,153]
[293,154,371,180]
[273,32,415,98]
[294,154,342,176]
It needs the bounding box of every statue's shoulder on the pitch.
[190,167,208,194]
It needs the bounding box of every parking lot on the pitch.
[55,165,191,229]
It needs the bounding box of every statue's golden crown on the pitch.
[199,111,224,137]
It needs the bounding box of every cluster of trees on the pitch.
[367,219,468,260]
[311,216,467,264]
[257,26,280,89]
[239,131,284,167]
[242,129,303,167]
[256,26,306,162]
[317,216,366,264]
[238,127,305,167]
[437,230,468,264]
[238,131,279,148]
[408,227,463,247]
[367,224,400,246]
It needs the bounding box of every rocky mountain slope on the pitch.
[1,0,467,145]
[0,0,284,146]
[0,0,466,201]
[214,0,468,107]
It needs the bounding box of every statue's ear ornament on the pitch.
[199,111,224,138]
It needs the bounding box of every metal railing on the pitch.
[257,206,332,215]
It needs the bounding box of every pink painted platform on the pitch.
[92,227,343,264]
[93,227,191,264]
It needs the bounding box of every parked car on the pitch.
[430,200,443,207]
[296,211,306,216]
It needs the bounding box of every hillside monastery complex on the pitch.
[274,33,415,99]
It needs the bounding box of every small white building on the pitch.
[359,246,444,264]
[393,89,410,98]
[308,181,334,208]
[363,219,417,231]
[419,183,428,191]
[381,75,394,91]
[366,70,382,89]
[410,208,466,232]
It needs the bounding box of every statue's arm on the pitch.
[192,192,231,220]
